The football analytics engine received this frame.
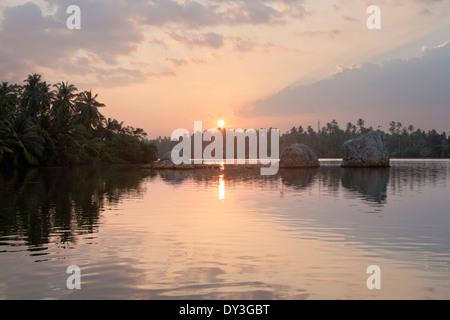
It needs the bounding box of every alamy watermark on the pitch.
[366,265,381,290]
[171,121,280,176]
[66,265,81,290]
[66,5,381,31]
[66,5,81,30]
[64,264,382,292]
[367,5,381,30]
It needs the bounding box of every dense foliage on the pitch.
[0,75,157,166]
[279,119,450,158]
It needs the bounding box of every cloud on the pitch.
[232,37,258,52]
[240,42,450,130]
[341,15,359,23]
[0,0,311,85]
[297,29,341,39]
[0,1,145,84]
[0,0,447,88]
[355,0,449,14]
[130,0,308,26]
[168,31,225,49]
[166,58,189,67]
[356,0,448,5]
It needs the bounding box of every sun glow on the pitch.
[218,120,225,128]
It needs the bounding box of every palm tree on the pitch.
[307,126,315,135]
[357,118,365,133]
[51,82,78,135]
[131,127,147,140]
[389,121,397,135]
[74,90,106,130]
[396,122,403,134]
[0,114,45,165]
[102,118,124,141]
[0,82,15,104]
[0,82,20,118]
[346,122,354,134]
[21,74,54,117]
[52,81,78,113]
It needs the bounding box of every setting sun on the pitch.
[218,120,225,128]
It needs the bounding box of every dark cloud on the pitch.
[240,42,450,131]
[0,1,145,83]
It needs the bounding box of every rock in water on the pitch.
[160,151,174,164]
[341,130,390,167]
[280,144,320,168]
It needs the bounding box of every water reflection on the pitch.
[317,166,341,196]
[279,168,319,191]
[218,175,225,200]
[3,163,443,251]
[159,170,191,184]
[0,166,153,252]
[1,161,450,299]
[155,162,445,207]
[157,167,280,188]
[341,168,390,204]
[389,160,449,194]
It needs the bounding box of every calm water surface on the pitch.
[0,160,449,299]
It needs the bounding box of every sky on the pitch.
[0,0,449,137]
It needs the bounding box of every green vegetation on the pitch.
[0,74,157,166]
[280,119,450,158]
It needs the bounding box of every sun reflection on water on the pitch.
[219,174,225,200]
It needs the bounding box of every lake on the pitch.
[0,159,449,300]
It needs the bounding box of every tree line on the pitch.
[279,119,450,158]
[2,75,447,166]
[150,119,450,159]
[0,74,157,166]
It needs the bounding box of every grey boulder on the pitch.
[341,130,390,167]
[280,144,320,168]
[160,151,174,164]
